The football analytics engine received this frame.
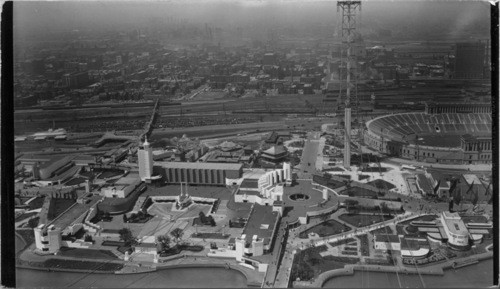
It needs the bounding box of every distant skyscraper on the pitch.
[138,138,153,181]
[454,42,486,79]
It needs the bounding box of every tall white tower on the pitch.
[138,138,153,181]
[283,161,292,186]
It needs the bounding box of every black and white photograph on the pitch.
[6,0,497,288]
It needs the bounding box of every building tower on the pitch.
[138,137,153,181]
[338,0,361,170]
[283,161,292,186]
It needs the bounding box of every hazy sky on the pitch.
[14,1,491,39]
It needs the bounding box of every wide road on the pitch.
[296,131,321,179]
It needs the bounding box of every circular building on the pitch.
[364,111,492,165]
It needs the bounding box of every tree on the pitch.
[208,216,216,227]
[380,202,390,214]
[157,235,171,252]
[320,213,330,223]
[170,228,184,244]
[84,234,93,243]
[27,217,39,229]
[345,199,359,210]
[118,228,135,246]
[199,211,206,223]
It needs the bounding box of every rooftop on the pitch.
[243,204,279,245]
[155,161,243,171]
[240,178,259,189]
[400,238,423,251]
[462,174,481,185]
[237,189,261,196]
[263,145,287,156]
[53,196,101,230]
[416,174,433,193]
[441,212,469,236]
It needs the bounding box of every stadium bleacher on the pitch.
[367,112,492,142]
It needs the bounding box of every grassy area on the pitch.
[322,167,346,172]
[291,246,360,281]
[95,169,124,179]
[299,220,351,238]
[358,175,370,181]
[65,177,87,186]
[365,257,394,266]
[43,259,123,271]
[357,234,370,256]
[16,229,36,246]
[361,167,389,173]
[191,232,229,239]
[47,198,76,221]
[16,229,35,254]
[159,244,204,257]
[338,214,394,228]
[342,187,380,198]
[57,248,118,260]
[367,179,396,190]
[15,212,38,222]
[27,196,46,210]
[460,215,489,224]
[101,240,125,246]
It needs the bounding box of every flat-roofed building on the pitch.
[235,204,280,260]
[155,161,243,186]
[374,234,401,251]
[440,211,470,250]
[101,172,142,198]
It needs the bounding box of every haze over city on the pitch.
[10,0,495,288]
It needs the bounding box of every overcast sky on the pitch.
[14,1,491,39]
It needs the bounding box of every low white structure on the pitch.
[373,234,429,259]
[440,211,470,250]
[101,173,141,198]
[235,234,265,261]
[34,224,62,253]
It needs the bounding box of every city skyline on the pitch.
[7,0,497,288]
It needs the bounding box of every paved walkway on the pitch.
[388,157,492,172]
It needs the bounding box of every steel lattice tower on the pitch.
[338,0,360,170]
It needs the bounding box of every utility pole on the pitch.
[337,0,361,170]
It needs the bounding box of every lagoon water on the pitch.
[323,259,494,288]
[16,267,248,288]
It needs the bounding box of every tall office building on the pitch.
[454,42,486,79]
[138,138,153,181]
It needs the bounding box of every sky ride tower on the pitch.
[337,0,361,170]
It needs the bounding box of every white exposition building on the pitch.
[235,162,292,205]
